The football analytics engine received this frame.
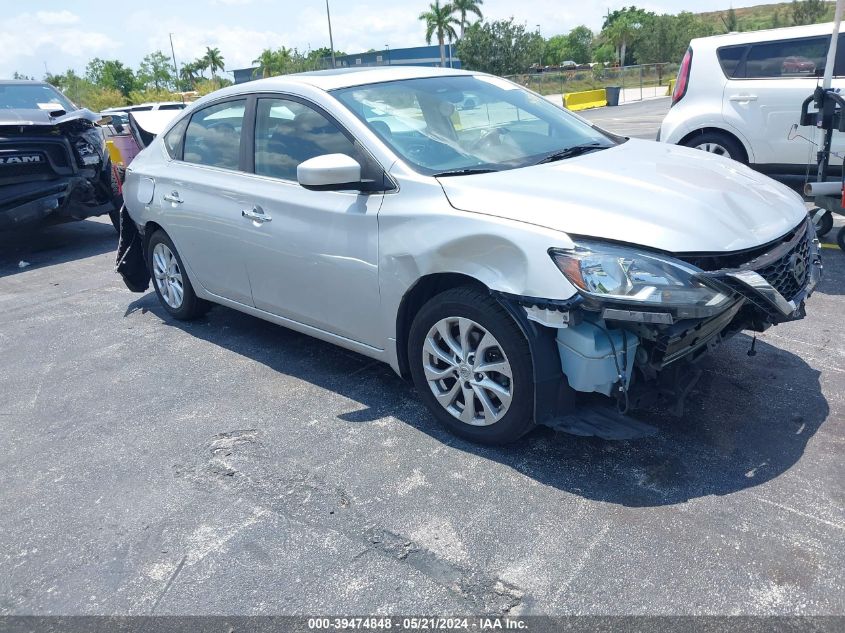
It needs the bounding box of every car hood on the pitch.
[0,108,100,127]
[437,138,807,253]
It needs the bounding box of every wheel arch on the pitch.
[142,221,165,256]
[395,272,488,379]
[678,127,752,163]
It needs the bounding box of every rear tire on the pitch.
[683,131,747,163]
[408,286,534,445]
[837,226,845,252]
[147,230,210,320]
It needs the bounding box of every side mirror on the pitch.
[297,154,362,191]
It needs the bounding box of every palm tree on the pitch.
[203,47,225,81]
[451,0,483,39]
[419,1,459,67]
[253,47,294,77]
[253,49,278,78]
[180,61,201,88]
[192,56,209,80]
[604,17,635,66]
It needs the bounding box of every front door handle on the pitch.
[162,191,183,204]
[729,94,758,102]
[242,205,272,223]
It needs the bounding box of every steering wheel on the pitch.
[470,127,506,151]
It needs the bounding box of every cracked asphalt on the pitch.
[1,101,844,616]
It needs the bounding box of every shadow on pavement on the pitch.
[0,218,117,278]
[125,291,829,509]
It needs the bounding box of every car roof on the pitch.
[0,80,52,87]
[692,21,835,48]
[239,65,474,92]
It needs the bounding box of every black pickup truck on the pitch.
[0,80,120,230]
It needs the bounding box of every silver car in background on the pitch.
[122,67,819,444]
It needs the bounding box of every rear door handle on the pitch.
[242,205,272,223]
[162,191,183,204]
[729,94,758,102]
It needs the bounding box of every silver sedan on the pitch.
[122,66,817,444]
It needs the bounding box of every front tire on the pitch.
[147,230,210,320]
[408,286,534,445]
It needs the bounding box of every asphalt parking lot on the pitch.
[1,100,844,617]
[580,97,670,139]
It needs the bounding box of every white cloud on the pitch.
[0,11,119,78]
[34,10,81,26]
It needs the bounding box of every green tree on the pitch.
[567,26,594,64]
[253,48,287,77]
[451,0,483,39]
[543,34,571,66]
[202,47,225,81]
[637,13,713,65]
[84,58,137,96]
[179,60,203,88]
[457,18,544,75]
[721,7,739,32]
[12,71,34,80]
[792,0,827,25]
[138,51,175,90]
[419,1,460,67]
[600,6,652,65]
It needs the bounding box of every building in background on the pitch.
[232,44,461,84]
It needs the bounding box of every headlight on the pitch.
[550,241,731,318]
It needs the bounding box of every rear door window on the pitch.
[740,36,829,79]
[716,45,747,78]
[183,99,247,170]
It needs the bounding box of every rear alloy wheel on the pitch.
[409,286,534,444]
[685,131,746,163]
[147,230,210,320]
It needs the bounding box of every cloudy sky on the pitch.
[2,1,786,78]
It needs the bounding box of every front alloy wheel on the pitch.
[422,316,513,426]
[408,286,534,445]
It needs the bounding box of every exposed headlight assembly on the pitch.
[550,241,732,321]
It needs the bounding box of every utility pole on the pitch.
[169,33,179,90]
[385,44,390,66]
[326,0,337,69]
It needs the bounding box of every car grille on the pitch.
[0,139,74,185]
[754,229,810,301]
[680,218,811,303]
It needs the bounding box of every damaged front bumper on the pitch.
[496,217,822,430]
[0,175,115,230]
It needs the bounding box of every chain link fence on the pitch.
[503,63,679,102]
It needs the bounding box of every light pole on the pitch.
[169,33,179,91]
[385,44,390,66]
[326,0,337,69]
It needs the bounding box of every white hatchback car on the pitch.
[660,23,843,183]
[120,67,820,444]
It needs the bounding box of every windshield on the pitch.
[332,75,616,175]
[0,83,76,113]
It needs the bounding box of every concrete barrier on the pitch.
[563,89,607,111]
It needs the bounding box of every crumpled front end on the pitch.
[497,217,821,436]
[0,111,118,230]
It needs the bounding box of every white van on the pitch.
[660,23,842,183]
